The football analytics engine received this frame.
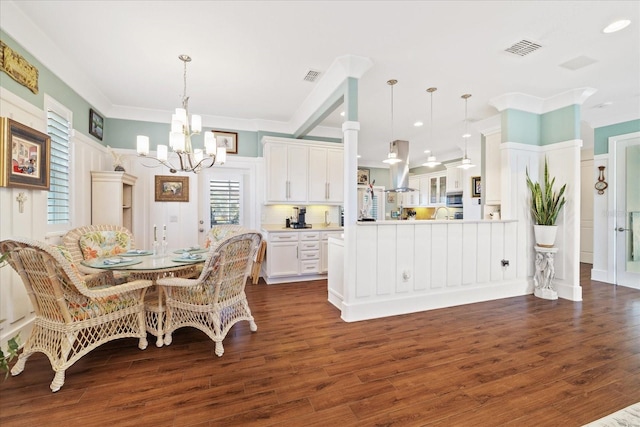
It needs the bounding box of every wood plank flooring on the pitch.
[1,263,639,426]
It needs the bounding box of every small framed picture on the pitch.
[213,130,238,154]
[155,175,189,202]
[471,176,481,198]
[386,192,396,204]
[0,117,51,190]
[89,108,104,140]
[357,168,370,185]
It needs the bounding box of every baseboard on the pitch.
[340,279,530,322]
[591,268,612,284]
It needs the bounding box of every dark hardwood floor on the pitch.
[1,263,638,426]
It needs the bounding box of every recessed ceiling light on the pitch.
[357,154,361,158]
[603,19,631,33]
[424,149,431,154]
[340,111,345,117]
[414,121,423,127]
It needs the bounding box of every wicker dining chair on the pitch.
[156,231,262,356]
[62,224,135,283]
[204,224,264,284]
[0,237,153,392]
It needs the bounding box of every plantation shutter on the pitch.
[47,110,71,224]
[209,179,240,226]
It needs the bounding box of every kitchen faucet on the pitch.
[433,206,450,220]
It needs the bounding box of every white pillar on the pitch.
[342,120,360,311]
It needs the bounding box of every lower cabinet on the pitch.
[263,229,341,284]
[321,231,343,273]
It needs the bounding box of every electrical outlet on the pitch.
[501,259,510,267]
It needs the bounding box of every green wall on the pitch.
[501,106,581,146]
[594,120,640,155]
[502,109,539,145]
[541,105,580,145]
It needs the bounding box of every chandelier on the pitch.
[458,93,475,170]
[422,87,442,168]
[136,54,226,173]
[382,79,402,164]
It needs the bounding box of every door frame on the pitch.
[609,131,640,288]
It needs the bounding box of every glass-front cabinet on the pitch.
[429,173,447,205]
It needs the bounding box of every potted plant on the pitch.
[526,158,566,247]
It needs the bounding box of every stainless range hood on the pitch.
[386,140,415,192]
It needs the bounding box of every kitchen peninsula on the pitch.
[330,219,529,322]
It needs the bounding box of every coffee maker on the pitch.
[291,207,311,229]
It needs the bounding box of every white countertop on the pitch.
[357,219,516,225]
[261,224,344,232]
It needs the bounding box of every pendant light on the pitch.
[422,87,441,168]
[458,93,475,170]
[382,79,402,164]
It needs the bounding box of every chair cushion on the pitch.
[204,225,246,249]
[79,231,131,260]
[53,245,82,280]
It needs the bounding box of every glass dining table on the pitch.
[81,248,207,347]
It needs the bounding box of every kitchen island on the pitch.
[331,219,530,322]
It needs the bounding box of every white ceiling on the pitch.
[2,1,639,167]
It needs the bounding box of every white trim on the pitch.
[341,279,529,322]
[489,88,597,114]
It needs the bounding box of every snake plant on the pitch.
[525,158,566,225]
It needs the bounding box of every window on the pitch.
[46,108,71,225]
[209,179,240,227]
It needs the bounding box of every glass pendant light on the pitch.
[423,87,441,168]
[458,93,475,170]
[382,79,402,164]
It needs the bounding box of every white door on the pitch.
[198,169,244,247]
[615,134,640,288]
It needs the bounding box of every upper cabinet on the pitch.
[263,136,344,205]
[445,162,463,192]
[308,146,344,204]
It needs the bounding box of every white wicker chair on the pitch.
[157,231,262,356]
[0,237,153,392]
[62,224,135,283]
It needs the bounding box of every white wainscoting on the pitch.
[339,220,528,322]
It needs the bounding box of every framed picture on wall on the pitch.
[471,176,481,198]
[155,175,189,202]
[357,168,370,185]
[0,117,51,190]
[89,108,104,140]
[213,130,238,154]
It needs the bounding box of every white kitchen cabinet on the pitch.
[264,232,299,277]
[299,231,321,274]
[446,162,463,192]
[264,142,308,203]
[321,231,342,273]
[429,172,447,205]
[91,171,137,232]
[263,136,343,204]
[419,175,430,206]
[308,147,343,204]
[401,176,420,206]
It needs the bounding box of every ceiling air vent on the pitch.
[505,39,542,56]
[303,69,321,82]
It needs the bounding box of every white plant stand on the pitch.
[534,246,559,300]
